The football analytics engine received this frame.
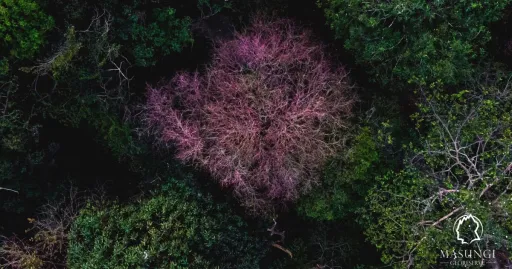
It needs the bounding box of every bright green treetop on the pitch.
[0,0,54,74]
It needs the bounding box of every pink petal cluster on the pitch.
[145,18,355,212]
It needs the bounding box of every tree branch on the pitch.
[0,187,19,194]
[271,243,293,258]
[432,206,463,227]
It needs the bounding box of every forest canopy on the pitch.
[0,0,511,268]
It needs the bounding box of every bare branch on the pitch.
[267,218,285,243]
[271,243,293,258]
[0,187,19,194]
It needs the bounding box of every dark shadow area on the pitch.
[0,119,140,236]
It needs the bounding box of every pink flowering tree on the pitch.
[144,18,355,213]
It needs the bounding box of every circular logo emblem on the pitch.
[453,214,483,245]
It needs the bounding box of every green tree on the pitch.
[0,0,54,75]
[118,6,192,67]
[361,67,512,268]
[68,179,267,269]
[0,0,54,209]
[20,12,143,160]
[298,127,380,220]
[297,114,412,221]
[323,0,509,89]
[0,77,46,213]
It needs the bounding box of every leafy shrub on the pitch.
[67,180,267,269]
[323,0,510,88]
[144,18,355,212]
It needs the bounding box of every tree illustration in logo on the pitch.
[453,214,483,244]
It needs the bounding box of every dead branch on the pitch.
[271,243,293,258]
[0,185,85,268]
[267,218,285,243]
[432,206,464,227]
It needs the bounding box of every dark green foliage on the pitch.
[68,179,267,269]
[323,0,510,88]
[0,0,55,210]
[0,78,46,213]
[298,127,379,220]
[297,120,406,221]
[48,93,143,160]
[20,17,142,160]
[118,6,193,67]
